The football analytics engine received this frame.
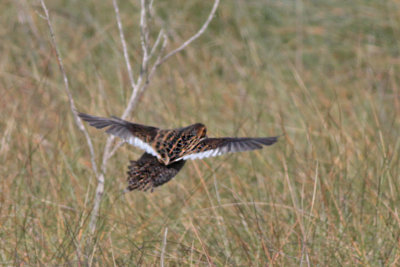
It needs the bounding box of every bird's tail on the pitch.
[126,160,154,192]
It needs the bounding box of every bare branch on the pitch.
[89,0,154,234]
[158,0,220,66]
[87,0,220,234]
[161,227,168,267]
[107,140,125,162]
[112,0,137,91]
[40,0,220,236]
[101,137,114,173]
[149,0,155,16]
[136,0,151,92]
[149,29,164,58]
[89,172,105,233]
[148,32,168,80]
[100,0,146,176]
[39,0,99,177]
[140,0,150,69]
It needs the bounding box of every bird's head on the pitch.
[187,123,207,138]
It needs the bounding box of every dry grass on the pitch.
[1,0,400,265]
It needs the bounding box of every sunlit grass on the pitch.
[1,0,400,265]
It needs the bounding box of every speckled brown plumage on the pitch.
[126,153,186,192]
[79,112,279,191]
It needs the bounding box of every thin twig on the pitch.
[160,227,168,267]
[39,0,99,178]
[135,0,151,99]
[148,32,168,80]
[100,0,142,172]
[149,0,155,16]
[89,172,104,234]
[88,0,146,234]
[112,0,136,91]
[157,0,220,67]
[140,0,150,70]
[149,29,164,58]
[108,140,125,160]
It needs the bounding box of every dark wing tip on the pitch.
[254,136,280,146]
[77,112,120,129]
[77,112,91,120]
[77,112,100,122]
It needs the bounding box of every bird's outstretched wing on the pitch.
[78,112,159,157]
[180,136,279,160]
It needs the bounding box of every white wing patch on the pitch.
[127,137,159,158]
[181,147,228,160]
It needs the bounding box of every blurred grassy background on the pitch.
[1,0,400,265]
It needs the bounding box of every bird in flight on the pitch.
[78,112,279,192]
